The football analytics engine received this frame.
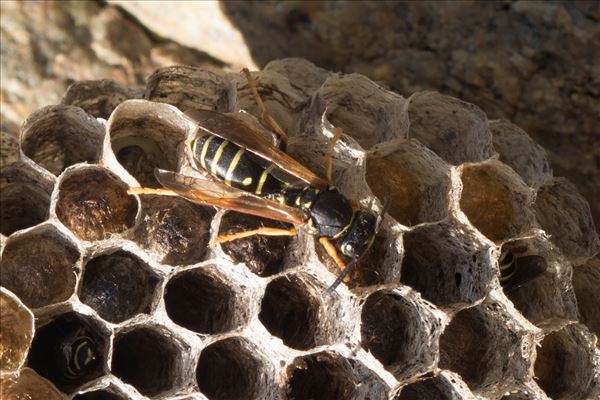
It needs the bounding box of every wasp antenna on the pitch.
[323,259,358,297]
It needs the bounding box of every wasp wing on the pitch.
[185,109,328,188]
[155,169,305,226]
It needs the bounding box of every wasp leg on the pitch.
[127,187,180,197]
[318,237,351,283]
[210,227,297,246]
[242,68,289,145]
[324,127,343,185]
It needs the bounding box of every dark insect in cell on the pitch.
[27,313,105,393]
[498,245,548,292]
[130,69,388,294]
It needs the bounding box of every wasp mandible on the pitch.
[131,69,388,294]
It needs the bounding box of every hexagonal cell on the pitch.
[20,105,104,175]
[264,58,332,98]
[439,301,532,396]
[79,250,161,324]
[62,79,143,120]
[306,73,408,148]
[393,373,472,400]
[218,212,292,277]
[400,220,495,309]
[0,224,80,308]
[235,69,307,136]
[286,351,389,400]
[572,257,600,337]
[133,194,212,266]
[407,91,495,165]
[55,166,138,241]
[0,367,64,400]
[361,288,443,380]
[534,324,600,400]
[503,238,578,330]
[0,160,53,236]
[534,177,600,265]
[366,139,452,226]
[490,120,552,188]
[1,130,19,168]
[0,287,34,373]
[459,160,537,242]
[107,100,190,187]
[145,65,235,113]
[27,312,110,394]
[112,325,188,398]
[164,266,248,334]
[259,274,321,350]
[196,337,277,400]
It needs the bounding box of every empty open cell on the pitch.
[490,120,552,188]
[0,367,64,400]
[534,178,600,265]
[394,376,454,400]
[20,105,104,175]
[366,139,452,226]
[0,161,53,236]
[534,324,599,400]
[62,79,142,120]
[79,250,161,324]
[0,225,80,308]
[1,130,19,168]
[287,351,389,400]
[460,160,536,242]
[55,166,138,241]
[196,337,275,400]
[572,257,600,337]
[407,91,495,165]
[108,100,189,187]
[145,66,234,113]
[503,238,578,330]
[361,289,442,380]
[218,212,293,277]
[259,274,320,350]
[439,303,529,395]
[0,288,34,373]
[27,312,109,394]
[400,220,494,309]
[164,266,246,334]
[112,325,187,398]
[133,194,212,266]
[309,73,408,148]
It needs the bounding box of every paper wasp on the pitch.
[131,70,387,294]
[498,243,547,292]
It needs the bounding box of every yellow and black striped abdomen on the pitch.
[192,135,283,195]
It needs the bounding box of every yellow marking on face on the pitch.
[225,148,245,186]
[211,140,229,175]
[304,201,312,208]
[242,177,253,186]
[295,196,301,206]
[256,165,274,195]
[200,136,213,170]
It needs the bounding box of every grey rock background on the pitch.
[1,0,598,229]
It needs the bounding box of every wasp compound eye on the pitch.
[337,211,377,258]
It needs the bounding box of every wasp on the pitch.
[498,244,547,292]
[131,70,387,294]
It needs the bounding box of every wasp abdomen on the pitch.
[193,135,283,195]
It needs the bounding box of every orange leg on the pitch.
[210,227,297,246]
[318,237,351,282]
[241,68,289,145]
[128,187,179,197]
[324,127,343,185]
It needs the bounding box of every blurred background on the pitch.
[1,1,598,228]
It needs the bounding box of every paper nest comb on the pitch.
[1,58,599,400]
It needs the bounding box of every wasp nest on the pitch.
[1,59,599,400]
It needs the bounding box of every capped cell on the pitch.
[0,287,34,373]
[0,367,64,400]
